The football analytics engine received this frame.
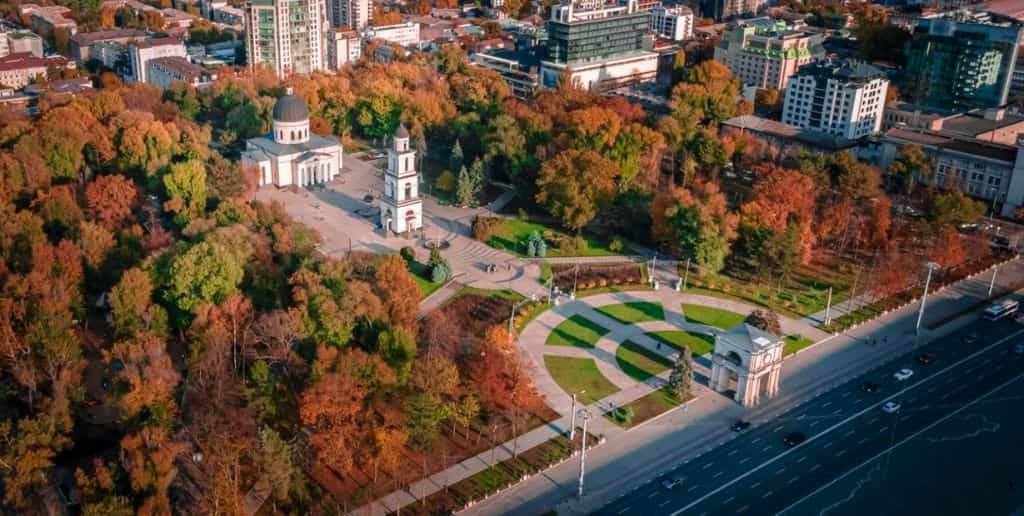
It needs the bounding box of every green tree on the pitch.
[163,82,200,120]
[162,160,207,226]
[536,149,620,232]
[928,191,986,229]
[671,49,686,84]
[110,267,168,339]
[254,426,306,506]
[165,241,245,314]
[888,144,933,194]
[246,360,280,420]
[450,139,464,172]
[435,170,456,193]
[455,163,482,207]
[404,392,446,448]
[652,183,738,274]
[668,346,692,400]
[377,326,417,383]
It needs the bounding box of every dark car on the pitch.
[731,420,751,432]
[917,353,936,365]
[783,432,806,447]
[661,476,683,490]
[860,382,880,393]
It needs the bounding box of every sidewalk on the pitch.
[460,258,1024,516]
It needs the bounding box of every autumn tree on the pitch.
[742,165,818,264]
[652,182,739,273]
[744,309,782,335]
[106,333,180,424]
[373,254,420,334]
[110,267,168,339]
[299,347,374,473]
[536,149,620,232]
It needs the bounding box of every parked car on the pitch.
[860,382,881,393]
[783,432,807,447]
[881,401,901,414]
[893,369,914,381]
[661,476,683,490]
[917,353,936,365]
[730,420,751,432]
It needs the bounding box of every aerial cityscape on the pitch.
[0,0,1023,513]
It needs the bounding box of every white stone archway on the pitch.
[709,324,783,407]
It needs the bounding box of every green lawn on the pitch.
[407,260,443,299]
[543,356,620,404]
[681,303,746,330]
[784,334,815,356]
[615,341,674,382]
[595,302,665,324]
[646,330,715,356]
[604,388,684,429]
[485,218,619,258]
[545,315,609,349]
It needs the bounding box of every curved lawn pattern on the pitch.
[615,341,674,382]
[681,303,745,330]
[595,301,665,324]
[545,314,608,348]
[646,330,715,356]
[543,355,619,405]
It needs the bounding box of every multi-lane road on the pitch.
[599,315,1024,516]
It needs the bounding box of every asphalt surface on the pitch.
[598,315,1024,516]
[781,371,1024,516]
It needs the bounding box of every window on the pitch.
[404,183,412,199]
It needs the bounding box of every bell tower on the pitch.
[379,123,422,235]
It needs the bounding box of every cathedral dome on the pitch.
[272,94,309,123]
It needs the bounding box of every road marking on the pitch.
[776,467,786,475]
[868,416,879,424]
[738,505,750,513]
[739,457,750,464]
[660,500,671,508]
[810,464,821,472]
[669,327,1024,516]
[787,476,799,485]
[842,391,852,398]
[762,445,771,452]
[823,401,832,408]
[833,408,843,415]
[723,496,735,505]
[618,508,630,514]
[687,485,698,492]
[648,492,658,499]
[837,449,847,457]
[778,372,1024,515]
[823,441,833,449]
[797,415,805,421]
[702,462,713,470]
[774,425,784,431]
[811,420,820,427]
[878,427,887,434]
[858,437,869,445]
[763,490,774,499]
[713,471,723,479]
[844,429,855,437]
[751,481,761,489]
[728,449,738,456]
[796,456,807,463]
[752,437,761,444]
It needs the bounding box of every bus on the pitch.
[983,299,1019,321]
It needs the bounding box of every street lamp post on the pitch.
[915,262,940,335]
[569,390,585,442]
[577,409,591,500]
[824,286,834,326]
[509,294,539,335]
[989,265,999,297]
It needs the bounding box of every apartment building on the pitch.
[714,17,824,91]
[327,0,371,31]
[782,60,889,140]
[244,0,328,77]
[650,5,693,41]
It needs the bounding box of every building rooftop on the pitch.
[134,36,184,49]
[0,52,69,72]
[149,56,210,81]
[938,110,1024,136]
[885,127,1018,162]
[720,323,781,353]
[722,115,861,150]
[246,132,340,156]
[71,28,148,45]
[920,8,1022,28]
[795,59,886,83]
[272,94,309,123]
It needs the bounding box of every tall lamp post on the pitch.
[577,409,591,500]
[915,261,940,336]
[508,294,539,335]
[569,390,585,441]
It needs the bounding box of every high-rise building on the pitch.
[903,9,1023,111]
[782,60,889,141]
[701,0,764,22]
[650,5,693,41]
[244,0,328,77]
[713,17,824,91]
[327,28,362,69]
[541,0,658,91]
[327,0,371,31]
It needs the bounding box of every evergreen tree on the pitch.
[450,139,464,172]
[668,347,693,400]
[455,165,481,207]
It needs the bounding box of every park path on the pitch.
[356,288,827,515]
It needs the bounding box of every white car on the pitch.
[893,369,914,381]
[881,401,901,414]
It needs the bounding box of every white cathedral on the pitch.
[379,123,422,235]
[242,90,343,188]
